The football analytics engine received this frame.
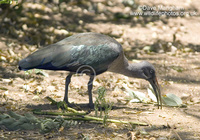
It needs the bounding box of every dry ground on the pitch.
[0,0,200,139]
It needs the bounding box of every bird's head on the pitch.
[131,61,162,108]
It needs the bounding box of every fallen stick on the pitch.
[33,110,87,116]
[33,110,148,126]
[41,96,148,126]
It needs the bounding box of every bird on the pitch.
[19,32,162,109]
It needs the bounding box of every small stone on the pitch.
[0,56,7,62]
[23,85,30,92]
[183,48,193,52]
[143,46,153,53]
[181,93,190,100]
[108,123,117,129]
[32,95,40,101]
[8,48,15,56]
[171,45,177,53]
[22,24,28,31]
[54,29,69,35]
[97,2,105,13]
[2,79,12,83]
[4,91,9,96]
[34,86,43,94]
[79,20,83,25]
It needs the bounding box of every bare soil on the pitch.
[0,0,200,139]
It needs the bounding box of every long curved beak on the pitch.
[149,77,162,109]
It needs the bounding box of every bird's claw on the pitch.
[88,103,94,109]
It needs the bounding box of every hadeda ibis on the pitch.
[19,32,162,108]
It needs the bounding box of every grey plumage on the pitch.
[19,32,162,109]
[19,33,121,74]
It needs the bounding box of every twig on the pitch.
[33,110,148,126]
[82,115,148,126]
[33,110,87,116]
[43,96,148,126]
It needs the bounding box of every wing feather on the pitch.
[19,33,122,74]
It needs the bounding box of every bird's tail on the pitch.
[18,46,54,71]
[18,59,29,71]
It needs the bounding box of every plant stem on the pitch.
[33,111,87,116]
[33,111,148,126]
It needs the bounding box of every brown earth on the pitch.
[0,0,200,139]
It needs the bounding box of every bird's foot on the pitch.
[66,102,73,108]
[88,103,94,109]
[65,102,82,110]
[94,104,113,111]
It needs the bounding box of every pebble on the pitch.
[23,85,30,92]
[54,29,69,35]
[170,45,177,53]
[8,48,15,56]
[183,47,193,52]
[34,86,43,94]
[181,93,190,100]
[2,79,12,83]
[0,56,7,61]
[32,95,40,101]
[97,2,105,13]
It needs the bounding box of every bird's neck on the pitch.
[108,54,141,78]
[124,62,142,78]
[119,59,141,78]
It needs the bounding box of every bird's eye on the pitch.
[150,69,154,74]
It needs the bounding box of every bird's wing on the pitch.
[19,33,122,74]
[51,43,120,74]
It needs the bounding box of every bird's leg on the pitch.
[88,75,94,108]
[64,73,73,106]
